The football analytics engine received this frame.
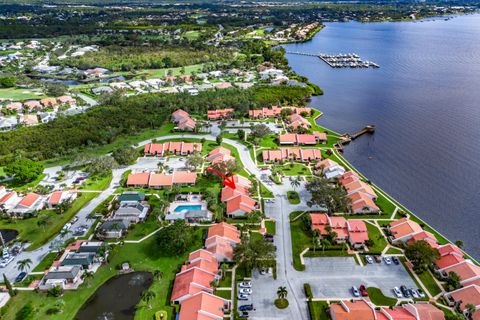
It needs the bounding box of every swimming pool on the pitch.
[174,205,202,212]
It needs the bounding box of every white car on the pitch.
[238,294,249,300]
[392,287,403,298]
[239,288,252,295]
[383,256,392,265]
[365,255,374,264]
[410,288,419,298]
[239,282,252,288]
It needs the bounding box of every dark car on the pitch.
[15,272,27,283]
[241,311,249,318]
[392,256,400,265]
[239,304,254,311]
[400,285,411,298]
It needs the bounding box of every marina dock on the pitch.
[286,51,379,68]
[334,125,376,151]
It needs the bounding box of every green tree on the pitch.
[141,290,156,309]
[16,258,32,272]
[0,76,16,88]
[454,240,464,248]
[45,82,67,96]
[216,135,223,145]
[153,269,164,280]
[155,220,196,255]
[250,124,272,139]
[234,235,275,272]
[306,177,351,213]
[5,158,44,183]
[237,129,245,140]
[466,304,476,319]
[277,286,288,299]
[404,240,440,273]
[85,156,118,177]
[290,177,301,190]
[445,271,462,291]
[186,152,203,170]
[112,146,138,165]
[3,273,14,296]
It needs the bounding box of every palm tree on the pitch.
[82,271,94,287]
[320,238,331,252]
[157,162,165,173]
[220,263,229,279]
[277,286,288,299]
[37,217,48,231]
[141,290,156,309]
[466,303,476,319]
[153,269,164,280]
[17,258,32,272]
[290,177,301,190]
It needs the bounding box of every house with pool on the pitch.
[165,194,213,223]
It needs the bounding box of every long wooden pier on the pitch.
[286,51,379,68]
[334,125,376,151]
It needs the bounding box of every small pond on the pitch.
[76,271,153,320]
[0,229,18,244]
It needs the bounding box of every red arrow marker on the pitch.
[206,167,236,190]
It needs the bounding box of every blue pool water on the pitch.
[174,205,202,212]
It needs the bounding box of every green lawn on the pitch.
[259,181,274,198]
[0,88,46,101]
[214,290,232,300]
[365,223,387,254]
[265,220,276,235]
[32,252,59,272]
[366,287,397,306]
[287,191,300,204]
[124,212,161,241]
[80,173,112,191]
[290,218,313,271]
[258,135,278,148]
[386,247,403,254]
[417,270,442,296]
[141,64,204,78]
[0,192,98,251]
[281,163,310,176]
[4,174,46,192]
[308,300,330,320]
[375,193,397,216]
[218,271,232,288]
[0,228,205,320]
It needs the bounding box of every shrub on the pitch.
[274,298,289,309]
[304,283,313,299]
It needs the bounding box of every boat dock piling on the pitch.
[334,125,376,151]
[286,51,379,68]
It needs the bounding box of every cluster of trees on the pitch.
[4,158,44,183]
[305,177,351,213]
[0,75,16,88]
[404,240,440,273]
[0,86,310,165]
[155,220,198,256]
[57,45,233,72]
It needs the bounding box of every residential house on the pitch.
[126,171,197,188]
[19,114,38,126]
[178,292,227,320]
[407,231,439,249]
[435,244,465,270]
[330,299,377,320]
[347,192,380,214]
[91,86,113,95]
[315,159,346,179]
[206,147,235,165]
[125,172,150,187]
[279,134,316,145]
[207,222,241,244]
[262,148,322,162]
[401,303,446,320]
[219,175,256,217]
[214,82,232,90]
[117,191,145,204]
[388,218,424,245]
[0,191,19,211]
[39,265,83,290]
[60,252,95,270]
[98,219,129,239]
[40,98,58,109]
[5,102,22,112]
[181,250,219,275]
[144,142,202,156]
[58,96,76,106]
[47,190,77,209]
[0,116,18,131]
[76,241,105,254]
[10,193,43,215]
[171,267,216,303]
[287,114,310,130]
[23,100,42,111]
[310,213,369,248]
[205,236,235,262]
[38,112,56,124]
[113,201,150,223]
[207,108,234,120]
[444,285,480,319]
[248,106,283,119]
[438,260,480,286]
[172,109,196,131]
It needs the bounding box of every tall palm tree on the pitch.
[277,286,288,299]
[290,177,301,190]
[220,263,229,279]
[17,258,32,272]
[466,303,476,319]
[141,290,156,309]
[320,239,331,252]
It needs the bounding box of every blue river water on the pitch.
[284,14,480,259]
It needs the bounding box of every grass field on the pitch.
[0,192,98,251]
[287,191,300,204]
[290,218,312,271]
[265,220,276,235]
[142,64,204,78]
[366,287,397,306]
[32,252,59,272]
[0,88,46,100]
[417,270,442,296]
[281,163,310,176]
[308,300,330,320]
[365,223,387,254]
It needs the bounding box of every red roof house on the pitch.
[178,292,226,320]
[171,267,216,303]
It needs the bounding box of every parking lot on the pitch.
[297,257,418,299]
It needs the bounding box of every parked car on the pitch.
[261,167,269,170]
[359,285,368,296]
[238,294,249,300]
[14,272,27,283]
[392,256,400,265]
[416,289,426,298]
[239,282,252,288]
[239,288,252,295]
[410,288,419,298]
[62,223,72,231]
[383,256,392,265]
[239,304,254,311]
[401,285,411,298]
[374,255,382,263]
[260,268,267,275]
[393,287,403,298]
[241,311,249,318]
[71,216,79,224]
[351,286,361,297]
[365,255,374,264]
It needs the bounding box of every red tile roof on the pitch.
[171,267,216,302]
[441,261,480,282]
[438,244,464,257]
[205,236,235,261]
[262,148,322,162]
[381,307,416,320]
[436,254,465,270]
[279,134,317,145]
[126,172,150,186]
[403,303,445,320]
[207,222,240,244]
[178,291,225,320]
[48,191,64,205]
[17,193,41,208]
[207,108,234,120]
[127,171,197,187]
[144,142,202,156]
[389,218,423,241]
[330,299,375,320]
[225,194,256,215]
[449,285,480,312]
